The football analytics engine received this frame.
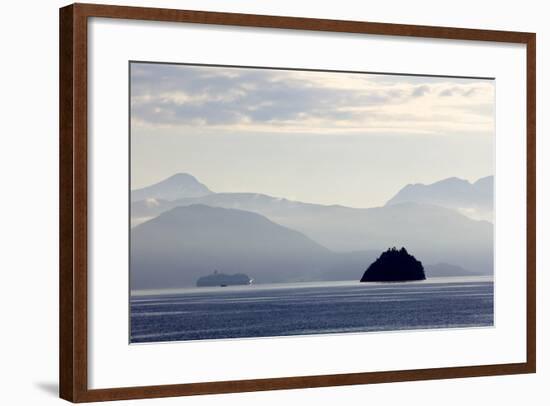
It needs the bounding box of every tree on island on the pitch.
[360,247,426,282]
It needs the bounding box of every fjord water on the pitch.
[130,276,493,343]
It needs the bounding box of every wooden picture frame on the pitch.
[59,3,536,402]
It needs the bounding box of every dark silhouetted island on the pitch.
[196,271,252,287]
[360,247,426,282]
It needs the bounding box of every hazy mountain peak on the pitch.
[401,177,469,191]
[385,176,494,222]
[164,172,200,183]
[434,176,470,185]
[474,175,494,186]
[131,173,213,202]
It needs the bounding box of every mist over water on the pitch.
[130,276,494,343]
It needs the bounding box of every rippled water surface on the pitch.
[130,276,494,343]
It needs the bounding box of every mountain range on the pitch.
[130,173,494,289]
[385,176,494,221]
[131,205,380,289]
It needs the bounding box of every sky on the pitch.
[130,62,495,208]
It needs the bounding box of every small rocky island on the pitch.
[196,271,252,287]
[360,247,426,282]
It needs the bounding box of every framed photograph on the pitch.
[59,3,536,402]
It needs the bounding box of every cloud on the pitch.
[439,86,480,98]
[132,65,403,126]
[411,85,430,97]
[130,63,494,136]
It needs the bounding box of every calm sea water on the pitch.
[130,276,494,343]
